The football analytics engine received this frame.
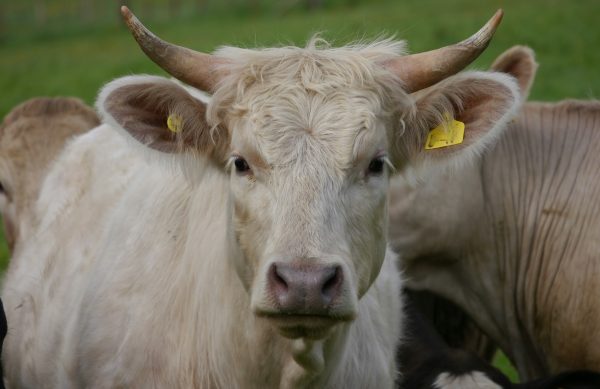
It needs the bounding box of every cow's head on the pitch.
[98,7,519,339]
[0,98,99,253]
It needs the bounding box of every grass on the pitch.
[493,350,519,383]
[1,0,599,382]
[2,0,599,121]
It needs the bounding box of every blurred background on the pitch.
[0,0,599,382]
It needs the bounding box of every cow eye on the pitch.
[0,182,4,193]
[234,157,251,174]
[367,157,385,175]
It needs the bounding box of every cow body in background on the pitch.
[403,46,541,366]
[391,97,600,378]
[2,8,520,388]
[0,97,99,254]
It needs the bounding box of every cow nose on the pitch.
[268,262,343,314]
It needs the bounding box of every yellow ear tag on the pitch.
[425,115,465,150]
[167,114,183,133]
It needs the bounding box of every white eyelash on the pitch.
[225,156,236,173]
[383,156,396,173]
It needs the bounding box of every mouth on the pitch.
[256,311,355,339]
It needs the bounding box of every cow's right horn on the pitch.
[121,6,228,93]
[383,9,504,93]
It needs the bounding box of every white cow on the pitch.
[1,7,519,388]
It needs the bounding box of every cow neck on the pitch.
[478,101,600,379]
[193,172,351,388]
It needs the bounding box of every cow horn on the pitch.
[120,6,227,92]
[383,9,504,93]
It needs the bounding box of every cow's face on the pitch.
[220,72,409,336]
[100,65,407,338]
[101,11,519,339]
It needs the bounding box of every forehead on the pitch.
[206,40,414,169]
[236,84,390,166]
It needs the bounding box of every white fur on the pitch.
[2,120,402,388]
[3,126,400,388]
[434,371,502,389]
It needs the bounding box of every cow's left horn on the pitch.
[383,9,504,93]
[121,6,228,92]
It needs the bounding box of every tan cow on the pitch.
[403,45,539,361]
[0,97,99,253]
[390,47,600,379]
[2,8,520,388]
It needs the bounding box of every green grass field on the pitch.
[1,0,599,382]
[2,0,599,122]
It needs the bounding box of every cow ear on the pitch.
[491,45,538,100]
[97,75,228,163]
[393,71,520,170]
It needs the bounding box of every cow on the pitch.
[404,46,540,366]
[0,97,99,254]
[1,7,521,388]
[389,47,600,381]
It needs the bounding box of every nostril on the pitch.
[274,267,288,290]
[269,263,288,295]
[321,265,343,304]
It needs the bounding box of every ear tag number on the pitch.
[425,115,465,150]
[167,114,183,133]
